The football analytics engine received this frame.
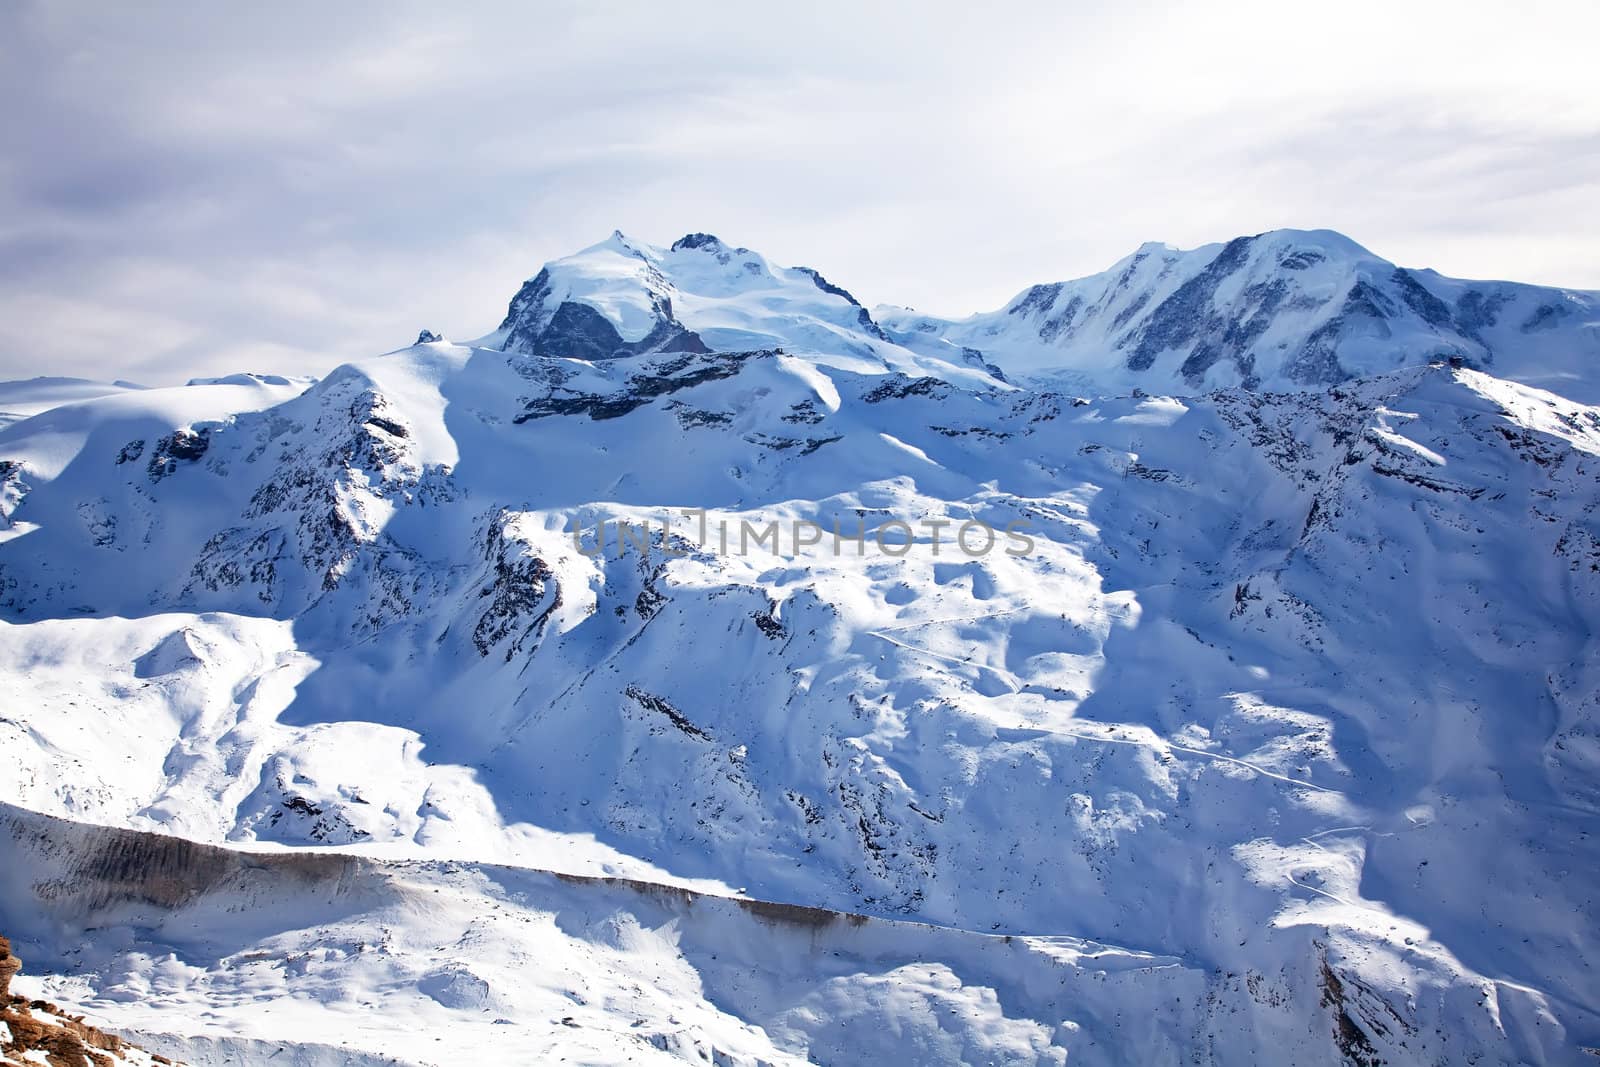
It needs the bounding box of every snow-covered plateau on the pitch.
[1,229,1597,1065]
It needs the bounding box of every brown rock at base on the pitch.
[0,935,20,1001]
[1,931,175,1066]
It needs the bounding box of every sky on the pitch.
[2,0,1597,384]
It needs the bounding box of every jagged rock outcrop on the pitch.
[185,371,452,615]
[0,461,25,528]
[0,937,18,1001]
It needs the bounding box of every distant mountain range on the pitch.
[483,227,1599,400]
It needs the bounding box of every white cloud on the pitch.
[2,0,1597,383]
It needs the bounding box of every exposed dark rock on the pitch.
[1320,957,1386,1067]
[958,347,1007,381]
[793,266,862,308]
[0,937,163,1066]
[185,381,444,611]
[1453,289,1507,341]
[1009,282,1063,319]
[670,233,723,252]
[862,375,952,403]
[187,527,286,604]
[416,330,442,344]
[546,301,625,360]
[497,268,554,342]
[1280,249,1325,270]
[365,415,409,439]
[634,561,669,619]
[676,408,735,429]
[744,432,800,451]
[266,787,370,843]
[1389,268,1453,326]
[930,424,1012,440]
[1103,240,1502,390]
[1285,282,1392,387]
[282,795,320,817]
[146,429,211,482]
[1109,288,1154,332]
[0,935,18,1000]
[543,300,709,362]
[1521,301,1571,332]
[780,400,824,425]
[166,431,208,461]
[1175,278,1286,388]
[517,392,649,422]
[629,352,750,396]
[1126,235,1256,373]
[793,267,891,340]
[514,352,761,423]
[1369,461,1485,498]
[1344,280,1396,321]
[1126,462,1177,482]
[1036,294,1084,344]
[0,461,24,528]
[497,268,709,361]
[736,431,842,456]
[473,513,561,660]
[625,684,709,740]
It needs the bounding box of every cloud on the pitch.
[2,0,1597,383]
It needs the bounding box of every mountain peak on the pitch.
[671,232,724,252]
[884,228,1600,399]
[582,229,648,257]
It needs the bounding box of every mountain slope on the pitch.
[0,377,149,432]
[1,232,1598,1064]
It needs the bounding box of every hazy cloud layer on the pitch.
[3,0,1597,383]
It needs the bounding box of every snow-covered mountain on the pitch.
[480,228,1600,402]
[882,229,1600,400]
[1,230,1598,1065]
[480,230,1005,386]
